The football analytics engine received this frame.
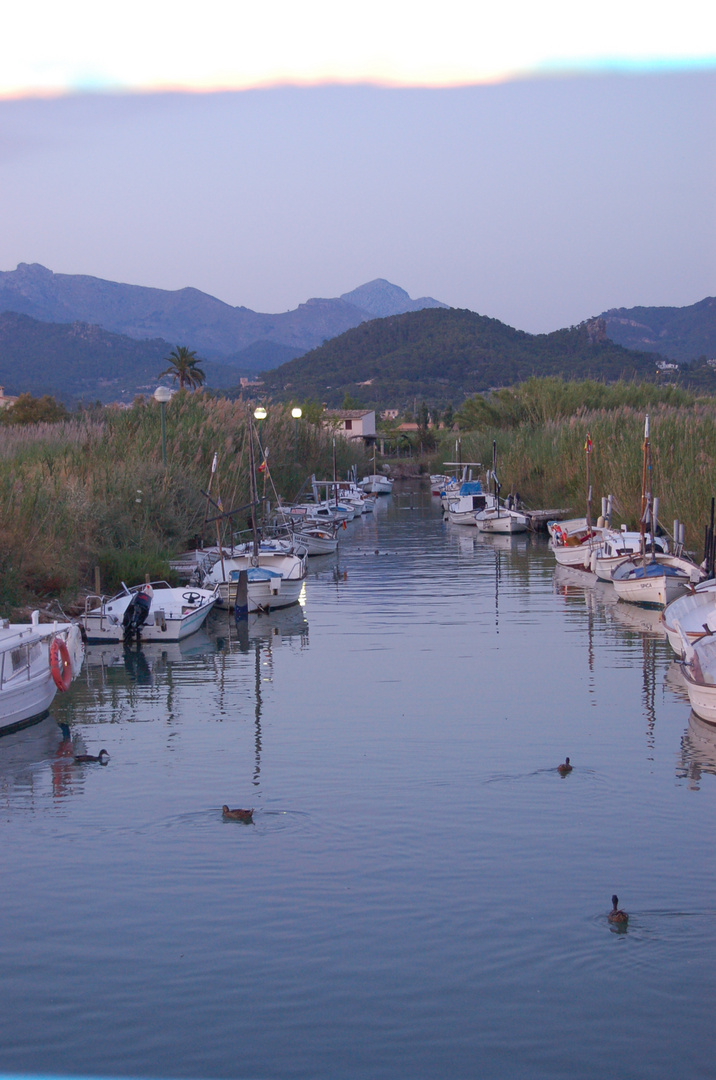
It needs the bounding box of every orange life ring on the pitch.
[50,637,72,692]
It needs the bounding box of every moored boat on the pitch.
[679,634,716,724]
[82,581,218,642]
[662,581,716,656]
[611,553,704,608]
[0,614,84,735]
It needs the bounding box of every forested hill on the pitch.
[260,308,667,407]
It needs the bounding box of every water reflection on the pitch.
[677,711,716,789]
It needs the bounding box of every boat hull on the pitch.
[476,510,528,534]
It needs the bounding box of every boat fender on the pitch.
[342,520,347,530]
[50,637,73,692]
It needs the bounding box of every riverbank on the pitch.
[432,401,716,549]
[0,393,369,617]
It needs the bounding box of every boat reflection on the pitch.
[677,711,716,789]
[609,601,667,638]
[0,716,88,805]
[663,661,690,703]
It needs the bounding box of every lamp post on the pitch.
[291,406,302,462]
[154,386,172,466]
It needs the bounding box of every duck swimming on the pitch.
[222,805,254,822]
[557,757,572,775]
[608,895,628,924]
[74,749,110,765]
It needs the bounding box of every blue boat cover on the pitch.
[630,562,684,579]
[458,481,483,495]
[229,567,282,581]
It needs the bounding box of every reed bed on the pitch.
[0,394,368,613]
[443,402,716,550]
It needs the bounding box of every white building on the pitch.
[323,409,376,445]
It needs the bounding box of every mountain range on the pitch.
[600,297,716,362]
[0,262,715,406]
[0,263,447,370]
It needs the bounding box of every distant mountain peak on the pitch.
[340,278,448,318]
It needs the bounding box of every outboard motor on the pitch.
[122,584,153,640]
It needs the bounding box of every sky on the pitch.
[0,1,715,333]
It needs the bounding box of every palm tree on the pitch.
[158,346,206,390]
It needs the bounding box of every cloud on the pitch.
[3,0,715,99]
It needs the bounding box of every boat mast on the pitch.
[640,415,650,559]
[333,437,338,509]
[247,409,260,559]
[585,431,592,532]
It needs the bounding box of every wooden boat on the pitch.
[662,581,716,656]
[611,554,704,608]
[475,506,529,534]
[591,529,668,581]
[608,417,705,606]
[679,634,716,724]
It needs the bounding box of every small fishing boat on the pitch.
[82,581,218,642]
[591,529,668,581]
[611,554,704,608]
[0,613,84,735]
[679,634,716,724]
[203,548,306,610]
[475,505,529,534]
[662,582,716,656]
[292,525,339,556]
[610,416,706,607]
[360,474,394,495]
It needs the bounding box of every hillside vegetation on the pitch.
[261,308,676,408]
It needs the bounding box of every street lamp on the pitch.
[154,386,172,466]
[254,406,267,420]
[291,406,302,461]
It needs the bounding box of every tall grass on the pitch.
[441,402,716,549]
[0,394,368,611]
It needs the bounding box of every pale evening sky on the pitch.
[0,1,714,332]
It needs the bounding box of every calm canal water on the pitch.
[2,484,715,1080]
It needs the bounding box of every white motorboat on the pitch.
[475,506,529,534]
[0,613,84,735]
[445,482,493,526]
[611,554,704,608]
[662,581,716,656]
[82,581,218,642]
[203,547,306,610]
